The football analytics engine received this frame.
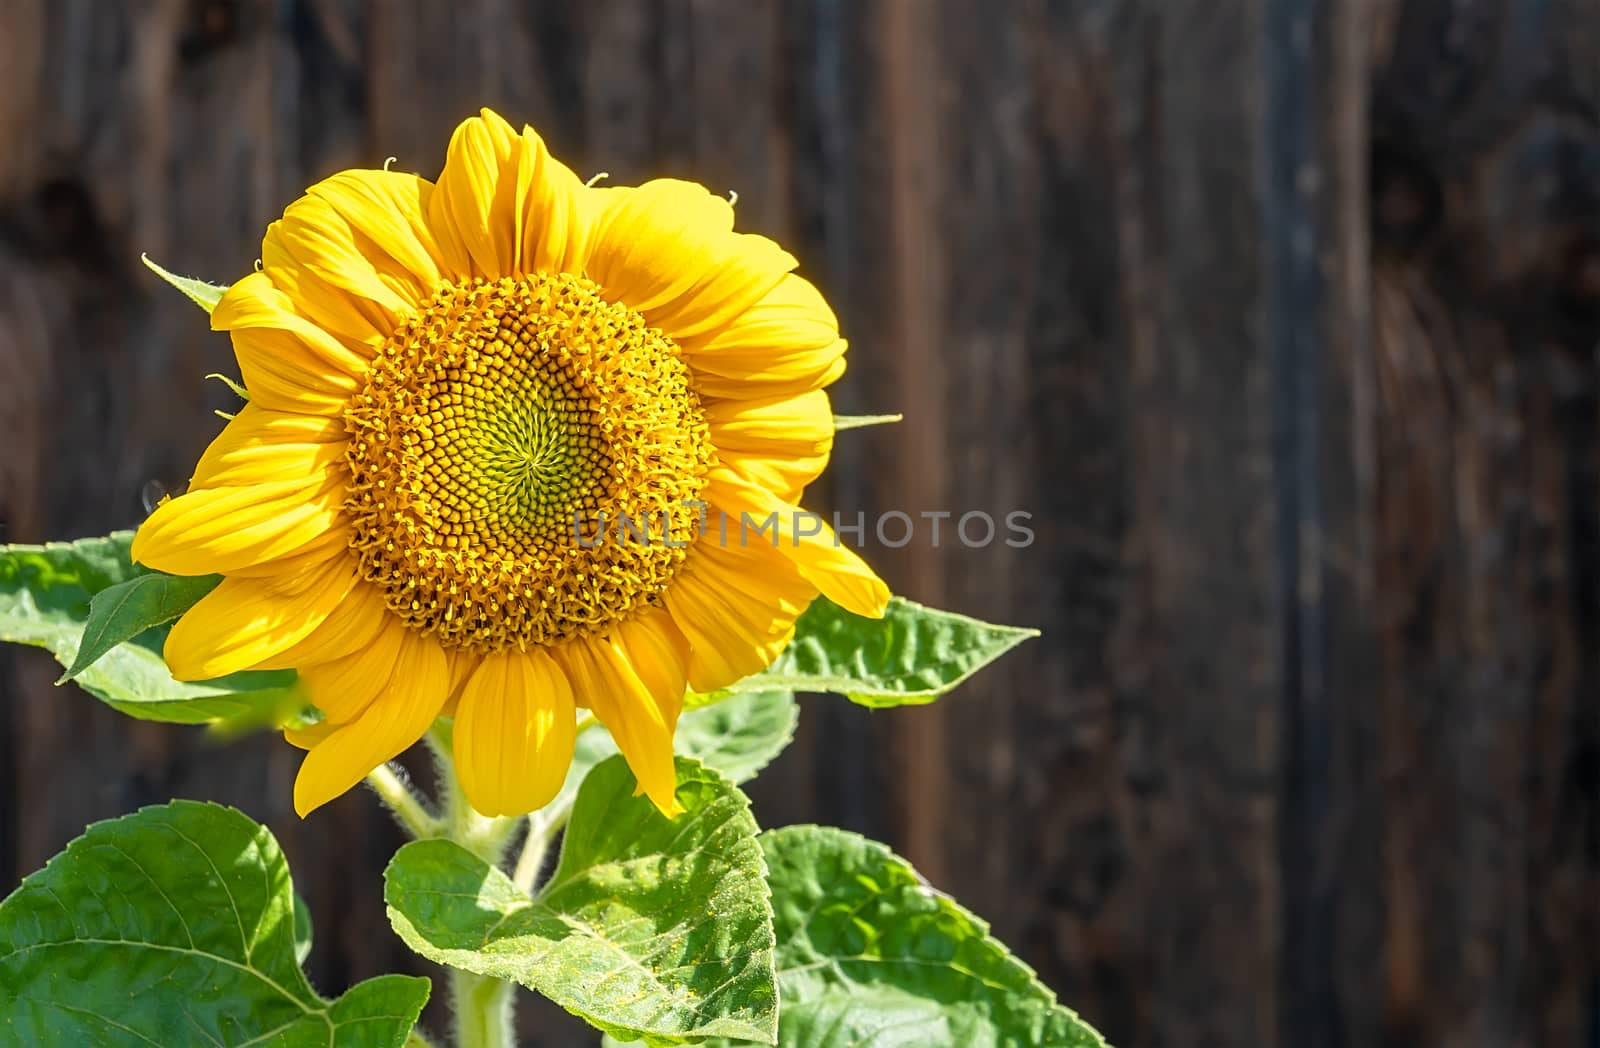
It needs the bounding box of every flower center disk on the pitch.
[345,273,713,651]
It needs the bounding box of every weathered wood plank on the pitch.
[1369,2,1600,1045]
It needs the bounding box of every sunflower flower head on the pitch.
[347,273,714,649]
[132,109,889,820]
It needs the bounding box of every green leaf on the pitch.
[734,596,1037,707]
[0,800,430,1047]
[293,893,314,966]
[386,757,777,1045]
[832,413,903,431]
[553,690,798,818]
[62,570,220,681]
[142,253,229,313]
[716,826,1105,1048]
[671,690,798,783]
[0,534,300,725]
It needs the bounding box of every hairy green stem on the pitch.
[511,811,552,894]
[365,762,442,839]
[449,968,516,1048]
[370,724,571,1046]
[426,723,539,1048]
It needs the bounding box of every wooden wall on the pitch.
[1,2,1597,1045]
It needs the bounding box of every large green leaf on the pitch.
[686,826,1105,1048]
[551,690,798,818]
[63,569,220,680]
[734,596,1036,707]
[386,757,777,1045]
[0,800,430,1047]
[0,534,298,724]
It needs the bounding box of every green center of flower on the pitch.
[344,273,713,651]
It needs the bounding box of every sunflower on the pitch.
[132,108,888,820]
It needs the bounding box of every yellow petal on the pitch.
[208,276,363,415]
[425,109,595,280]
[705,389,832,449]
[214,271,373,374]
[706,470,890,618]
[679,271,836,351]
[293,629,449,816]
[554,634,683,817]
[189,403,348,489]
[131,475,346,577]
[611,609,690,735]
[664,539,811,693]
[782,516,889,618]
[271,194,414,318]
[438,649,480,718]
[283,719,335,751]
[224,329,357,415]
[693,348,847,401]
[295,617,408,722]
[517,124,598,275]
[453,648,577,817]
[428,108,522,277]
[163,554,360,681]
[705,390,833,500]
[224,527,350,579]
[307,169,446,295]
[587,179,795,340]
[254,578,393,671]
[679,273,847,397]
[259,228,391,353]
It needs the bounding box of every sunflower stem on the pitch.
[365,762,442,839]
[449,968,516,1048]
[428,723,523,1048]
[511,811,553,894]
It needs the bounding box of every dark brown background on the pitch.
[3,1,1599,1046]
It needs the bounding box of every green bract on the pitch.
[0,801,429,1047]
[831,414,903,430]
[142,253,228,313]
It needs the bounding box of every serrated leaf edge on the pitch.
[761,824,1109,1048]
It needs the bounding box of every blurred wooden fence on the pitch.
[2,2,1598,1046]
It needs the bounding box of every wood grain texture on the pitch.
[1,2,1596,1046]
